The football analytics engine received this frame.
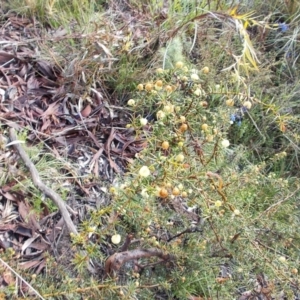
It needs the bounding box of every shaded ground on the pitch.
[0,12,148,285]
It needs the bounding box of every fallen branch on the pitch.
[104,248,171,278]
[9,128,78,235]
[167,226,202,242]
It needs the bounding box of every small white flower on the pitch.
[141,189,149,199]
[233,209,240,216]
[111,234,121,244]
[215,84,221,91]
[139,166,151,177]
[140,118,148,126]
[190,73,199,81]
[127,99,135,106]
[221,139,230,148]
[278,256,286,263]
[194,88,202,96]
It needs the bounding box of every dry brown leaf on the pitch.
[41,102,60,119]
[14,225,32,238]
[18,201,41,231]
[104,129,121,173]
[53,27,68,38]
[0,52,16,63]
[216,277,230,284]
[27,76,40,90]
[19,259,43,270]
[81,104,92,117]
[0,191,17,201]
[37,61,56,80]
[2,270,15,285]
[0,223,16,231]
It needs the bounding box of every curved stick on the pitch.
[9,128,78,235]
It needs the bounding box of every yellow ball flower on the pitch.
[176,153,185,162]
[161,141,170,150]
[179,123,188,133]
[215,200,222,207]
[226,99,234,106]
[201,123,209,131]
[206,135,214,142]
[155,80,163,90]
[137,84,144,91]
[172,187,180,196]
[181,191,188,198]
[243,101,252,110]
[180,116,186,123]
[165,85,173,93]
[145,83,153,91]
[202,66,210,74]
[175,61,184,68]
[159,188,168,198]
[163,104,174,113]
[156,110,166,119]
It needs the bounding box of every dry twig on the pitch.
[9,128,78,235]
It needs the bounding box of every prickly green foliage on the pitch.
[1,0,300,299]
[107,61,300,298]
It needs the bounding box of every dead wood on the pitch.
[104,247,171,277]
[9,128,78,235]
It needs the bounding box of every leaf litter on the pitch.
[0,11,148,289]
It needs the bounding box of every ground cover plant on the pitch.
[0,0,300,299]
